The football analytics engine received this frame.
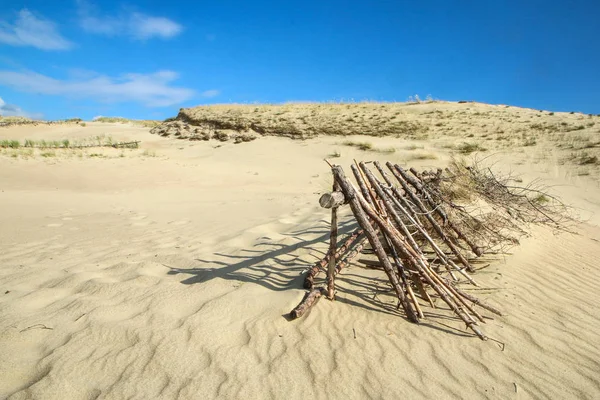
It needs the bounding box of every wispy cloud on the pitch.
[0,9,72,50]
[0,69,201,107]
[0,96,40,118]
[201,89,220,98]
[76,1,182,40]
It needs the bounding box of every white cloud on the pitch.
[0,69,202,107]
[76,1,182,40]
[0,96,40,118]
[0,9,72,50]
[201,89,220,98]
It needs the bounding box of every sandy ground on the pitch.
[1,112,600,399]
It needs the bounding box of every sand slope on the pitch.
[1,112,600,399]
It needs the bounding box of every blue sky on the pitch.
[1,1,599,120]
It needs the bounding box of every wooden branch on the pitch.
[406,166,483,256]
[359,162,424,318]
[351,186,486,339]
[327,181,340,299]
[388,162,475,273]
[319,191,346,208]
[375,175,478,286]
[290,287,325,319]
[373,161,422,224]
[361,162,421,253]
[335,235,369,275]
[451,284,503,316]
[332,165,419,323]
[303,228,364,289]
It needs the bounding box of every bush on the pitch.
[456,142,487,154]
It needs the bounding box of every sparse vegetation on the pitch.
[569,151,599,166]
[343,140,373,151]
[456,142,487,154]
[533,194,550,204]
[94,116,160,127]
[0,140,20,149]
[403,144,424,151]
[0,136,140,150]
[375,147,396,154]
[406,152,437,161]
[142,149,157,157]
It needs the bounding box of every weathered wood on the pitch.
[359,162,424,318]
[373,161,422,224]
[334,235,370,275]
[296,162,503,340]
[290,287,325,319]
[361,162,421,253]
[405,166,483,256]
[411,273,434,307]
[372,170,478,285]
[451,284,504,316]
[351,163,376,206]
[352,186,487,339]
[303,228,363,289]
[387,162,475,273]
[332,165,419,323]
[319,191,346,209]
[326,181,340,299]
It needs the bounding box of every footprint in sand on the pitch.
[132,221,152,227]
[169,220,190,226]
[129,214,152,226]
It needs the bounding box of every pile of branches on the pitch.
[291,160,571,340]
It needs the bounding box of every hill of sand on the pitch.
[1,102,600,399]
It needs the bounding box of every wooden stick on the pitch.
[352,187,487,339]
[303,228,363,289]
[387,162,475,273]
[358,163,425,317]
[335,235,370,275]
[375,175,478,286]
[319,191,346,208]
[361,162,421,253]
[290,287,325,319]
[411,273,434,307]
[332,166,419,323]
[372,161,474,284]
[406,167,483,256]
[451,284,503,316]
[327,181,340,299]
[373,161,422,225]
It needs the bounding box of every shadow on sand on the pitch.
[165,217,477,338]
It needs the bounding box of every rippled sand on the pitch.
[1,113,599,399]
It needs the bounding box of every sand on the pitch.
[1,104,600,399]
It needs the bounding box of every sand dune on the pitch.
[1,104,600,399]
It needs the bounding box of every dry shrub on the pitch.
[423,157,575,253]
